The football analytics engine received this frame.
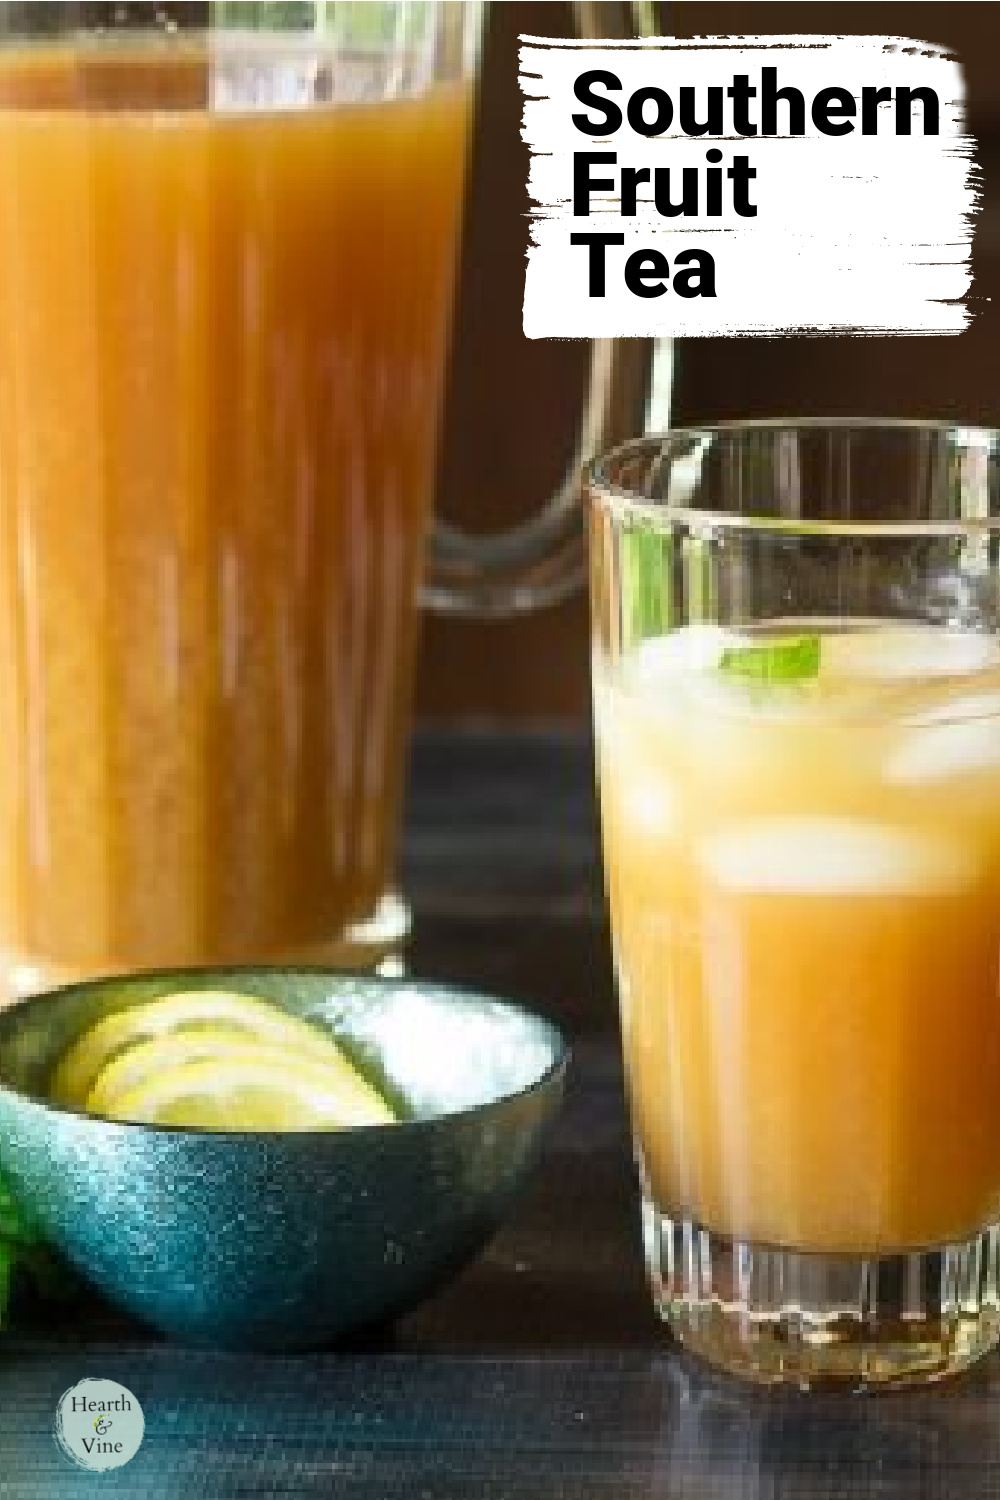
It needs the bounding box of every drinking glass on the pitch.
[0,0,655,1001]
[589,419,1000,1387]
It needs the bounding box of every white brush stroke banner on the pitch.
[520,35,980,338]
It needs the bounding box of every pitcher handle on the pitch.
[422,0,660,617]
[423,338,654,615]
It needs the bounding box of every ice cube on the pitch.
[906,690,1000,727]
[625,626,729,686]
[699,817,975,896]
[599,734,675,832]
[626,626,822,726]
[595,696,676,834]
[886,715,1000,786]
[619,774,675,834]
[822,625,1000,682]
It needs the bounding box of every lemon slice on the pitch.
[94,1045,395,1130]
[51,989,359,1107]
[81,1025,390,1127]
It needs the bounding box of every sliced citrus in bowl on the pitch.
[50,989,366,1108]
[81,1025,393,1129]
[91,1045,395,1130]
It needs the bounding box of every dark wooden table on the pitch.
[3,731,1000,1498]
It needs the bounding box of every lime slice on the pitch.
[50,989,358,1107]
[95,1046,394,1130]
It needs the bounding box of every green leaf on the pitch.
[684,534,716,624]
[719,634,822,684]
[0,1169,37,1245]
[0,1168,81,1329]
[0,1241,12,1331]
[212,1,429,44]
[622,526,672,644]
[213,1,317,30]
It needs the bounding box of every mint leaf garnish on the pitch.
[0,1167,79,1329]
[0,1168,36,1245]
[719,634,821,684]
[0,1240,11,1331]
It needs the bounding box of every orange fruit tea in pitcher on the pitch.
[0,35,471,990]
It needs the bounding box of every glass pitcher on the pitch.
[0,0,663,999]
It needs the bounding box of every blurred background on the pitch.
[419,0,1000,724]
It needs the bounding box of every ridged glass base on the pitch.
[644,1198,1000,1389]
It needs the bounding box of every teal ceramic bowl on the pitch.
[0,969,567,1351]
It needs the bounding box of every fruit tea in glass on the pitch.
[589,420,1000,1387]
